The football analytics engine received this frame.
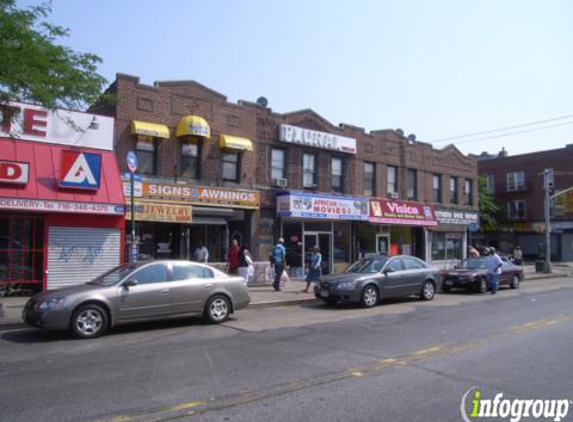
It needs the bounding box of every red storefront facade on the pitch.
[0,102,124,292]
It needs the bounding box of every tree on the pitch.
[478,175,500,229]
[0,0,106,110]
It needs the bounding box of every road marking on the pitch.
[87,314,571,422]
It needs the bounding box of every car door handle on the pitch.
[160,289,171,294]
[203,284,213,289]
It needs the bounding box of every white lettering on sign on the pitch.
[386,202,420,215]
[0,161,29,184]
[279,124,357,154]
[0,197,123,215]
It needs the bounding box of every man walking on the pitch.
[487,247,503,294]
[270,237,286,292]
[228,239,240,275]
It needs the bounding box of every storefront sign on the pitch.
[125,201,192,223]
[277,192,369,220]
[555,190,573,216]
[0,101,114,151]
[279,124,357,155]
[434,207,479,226]
[142,181,260,209]
[59,151,101,189]
[369,199,438,226]
[123,174,143,197]
[0,160,29,185]
[0,197,123,215]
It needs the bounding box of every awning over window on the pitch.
[176,115,211,138]
[130,120,170,138]
[219,134,253,151]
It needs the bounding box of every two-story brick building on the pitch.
[477,145,573,261]
[92,73,479,274]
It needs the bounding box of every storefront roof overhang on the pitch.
[176,115,211,138]
[219,134,253,151]
[130,120,170,139]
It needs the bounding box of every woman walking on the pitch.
[304,245,322,293]
[238,245,254,285]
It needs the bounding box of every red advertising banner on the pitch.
[369,199,438,226]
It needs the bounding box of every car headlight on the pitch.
[36,298,67,311]
[336,281,355,290]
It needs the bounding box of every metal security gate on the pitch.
[47,227,121,290]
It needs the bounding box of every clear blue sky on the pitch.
[22,0,573,156]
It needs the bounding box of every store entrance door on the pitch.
[376,235,390,256]
[303,232,331,275]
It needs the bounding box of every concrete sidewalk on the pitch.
[1,264,571,330]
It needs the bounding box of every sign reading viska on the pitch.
[279,124,357,154]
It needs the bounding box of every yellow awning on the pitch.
[219,134,253,151]
[130,120,170,138]
[176,115,211,138]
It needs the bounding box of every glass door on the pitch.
[376,234,390,256]
[304,232,331,275]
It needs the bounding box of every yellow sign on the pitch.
[555,191,573,216]
[125,201,192,223]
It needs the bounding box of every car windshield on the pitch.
[458,258,489,269]
[87,264,137,286]
[345,258,388,274]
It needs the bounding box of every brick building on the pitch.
[477,145,573,261]
[92,73,479,273]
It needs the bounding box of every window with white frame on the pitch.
[387,166,398,195]
[506,171,525,191]
[407,169,417,200]
[465,179,474,206]
[303,153,316,188]
[450,176,459,204]
[364,162,375,197]
[507,200,526,219]
[331,157,343,191]
[271,148,285,180]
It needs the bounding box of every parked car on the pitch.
[314,255,441,308]
[441,256,523,293]
[22,260,250,339]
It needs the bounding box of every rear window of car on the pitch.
[172,264,214,281]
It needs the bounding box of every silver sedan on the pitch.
[22,260,250,339]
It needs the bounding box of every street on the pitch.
[1,277,573,422]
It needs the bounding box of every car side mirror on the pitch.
[383,268,395,275]
[124,279,138,287]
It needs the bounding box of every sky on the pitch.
[21,0,573,157]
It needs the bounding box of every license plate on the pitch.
[320,290,329,298]
[444,280,453,286]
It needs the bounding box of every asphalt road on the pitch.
[1,277,572,422]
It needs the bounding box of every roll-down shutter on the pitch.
[47,227,121,289]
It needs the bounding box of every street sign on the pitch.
[469,222,479,232]
[127,151,138,173]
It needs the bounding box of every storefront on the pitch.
[357,198,438,260]
[0,101,124,291]
[276,191,369,276]
[125,178,260,262]
[429,207,479,265]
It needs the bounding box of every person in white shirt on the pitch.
[486,247,503,294]
[194,244,209,263]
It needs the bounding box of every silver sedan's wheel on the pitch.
[205,295,230,324]
[510,274,520,289]
[360,285,379,308]
[421,281,435,301]
[71,304,108,339]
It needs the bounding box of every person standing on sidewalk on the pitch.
[487,247,503,294]
[237,244,254,286]
[304,245,322,293]
[270,238,286,292]
[228,239,240,275]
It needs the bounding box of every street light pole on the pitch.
[543,169,551,273]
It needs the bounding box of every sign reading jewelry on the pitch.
[279,124,357,155]
[277,191,369,220]
[125,201,192,223]
[369,198,438,226]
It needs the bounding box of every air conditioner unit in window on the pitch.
[389,192,399,199]
[272,178,288,187]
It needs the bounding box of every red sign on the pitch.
[369,199,438,226]
[0,160,29,185]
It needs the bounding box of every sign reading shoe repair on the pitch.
[141,181,260,209]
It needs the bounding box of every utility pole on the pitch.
[543,168,552,273]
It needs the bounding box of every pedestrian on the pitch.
[469,244,480,258]
[486,246,503,294]
[193,243,209,263]
[237,244,254,285]
[304,245,322,293]
[270,237,286,292]
[513,245,523,265]
[228,239,240,275]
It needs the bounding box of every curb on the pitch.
[0,322,26,332]
[247,297,319,310]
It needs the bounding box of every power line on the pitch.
[433,113,573,143]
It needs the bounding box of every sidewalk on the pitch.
[1,266,571,330]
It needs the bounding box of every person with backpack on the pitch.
[270,238,286,292]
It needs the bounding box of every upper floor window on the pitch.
[364,162,376,197]
[331,157,343,192]
[433,174,442,203]
[222,152,240,182]
[407,169,417,200]
[387,166,398,196]
[303,153,317,188]
[486,174,495,193]
[506,171,525,191]
[271,148,285,180]
[465,179,474,206]
[136,136,158,175]
[450,176,459,204]
[180,140,201,179]
[508,200,526,219]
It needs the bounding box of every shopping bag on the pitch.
[280,270,289,285]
